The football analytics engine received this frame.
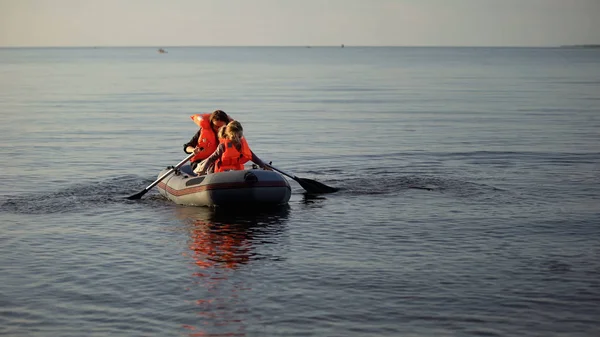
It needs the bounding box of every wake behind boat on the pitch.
[156,164,291,207]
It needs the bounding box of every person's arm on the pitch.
[195,143,225,175]
[183,131,200,154]
[250,151,270,169]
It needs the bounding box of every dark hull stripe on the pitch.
[158,181,289,197]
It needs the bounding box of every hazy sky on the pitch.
[1,0,598,47]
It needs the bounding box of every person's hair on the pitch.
[209,110,230,125]
[218,120,244,151]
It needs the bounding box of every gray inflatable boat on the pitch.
[156,165,291,207]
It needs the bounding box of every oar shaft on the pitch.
[127,152,195,199]
[144,167,175,191]
[175,152,197,169]
[264,162,338,194]
[144,152,195,190]
[265,164,297,180]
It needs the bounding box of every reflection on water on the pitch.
[189,221,251,270]
[173,205,290,336]
[301,193,329,206]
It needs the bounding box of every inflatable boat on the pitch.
[156,165,291,207]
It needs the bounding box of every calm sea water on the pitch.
[1,46,599,336]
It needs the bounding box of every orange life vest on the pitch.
[215,137,253,172]
[190,114,218,162]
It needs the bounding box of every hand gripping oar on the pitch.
[266,164,338,194]
[126,152,195,200]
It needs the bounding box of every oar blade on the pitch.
[297,178,339,194]
[126,189,148,200]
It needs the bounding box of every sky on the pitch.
[1,0,599,47]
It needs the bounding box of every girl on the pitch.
[194,121,270,175]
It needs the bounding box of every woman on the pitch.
[194,121,270,175]
[183,110,232,171]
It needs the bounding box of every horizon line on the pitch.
[1,44,595,49]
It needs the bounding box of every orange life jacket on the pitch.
[215,137,253,172]
[190,114,218,162]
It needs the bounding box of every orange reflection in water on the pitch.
[189,221,251,270]
[174,206,289,337]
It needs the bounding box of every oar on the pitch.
[126,152,195,200]
[266,164,338,194]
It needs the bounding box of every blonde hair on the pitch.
[218,120,244,151]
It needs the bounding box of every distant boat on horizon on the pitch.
[158,48,168,53]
